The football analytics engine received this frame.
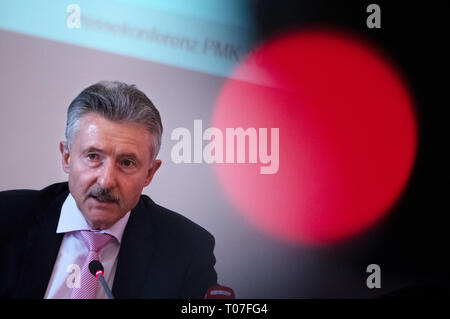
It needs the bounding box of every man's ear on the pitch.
[60,141,70,174]
[144,159,162,187]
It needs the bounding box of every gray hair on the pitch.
[65,81,163,159]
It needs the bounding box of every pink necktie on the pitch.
[70,230,115,299]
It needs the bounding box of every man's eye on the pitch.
[87,154,99,161]
[122,159,135,167]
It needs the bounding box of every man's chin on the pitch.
[85,215,117,230]
[82,206,121,230]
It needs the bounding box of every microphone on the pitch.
[205,285,235,299]
[89,260,114,299]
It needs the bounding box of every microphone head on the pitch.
[205,285,235,299]
[89,260,104,278]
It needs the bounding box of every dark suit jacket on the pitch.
[0,182,217,298]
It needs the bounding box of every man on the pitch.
[0,81,218,298]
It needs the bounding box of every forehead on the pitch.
[73,113,153,157]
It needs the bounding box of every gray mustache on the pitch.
[87,185,119,203]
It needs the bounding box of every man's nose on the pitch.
[98,159,117,189]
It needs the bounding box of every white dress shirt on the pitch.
[44,193,130,299]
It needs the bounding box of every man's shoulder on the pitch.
[0,182,68,207]
[139,194,215,245]
[0,182,69,232]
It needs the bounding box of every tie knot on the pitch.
[79,230,115,252]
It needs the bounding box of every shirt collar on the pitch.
[56,193,130,244]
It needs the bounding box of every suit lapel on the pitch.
[112,196,156,298]
[15,191,67,298]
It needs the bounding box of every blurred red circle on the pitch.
[212,29,417,245]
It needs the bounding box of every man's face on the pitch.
[60,112,161,230]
